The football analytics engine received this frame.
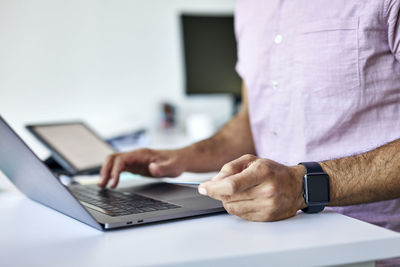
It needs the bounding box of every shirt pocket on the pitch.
[292,17,360,94]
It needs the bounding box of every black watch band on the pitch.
[302,203,325,213]
[299,162,330,214]
[300,161,324,173]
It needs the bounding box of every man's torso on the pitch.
[234,0,400,241]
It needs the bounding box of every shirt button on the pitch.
[272,81,279,89]
[272,131,278,136]
[274,34,282,44]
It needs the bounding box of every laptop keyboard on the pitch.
[70,186,181,217]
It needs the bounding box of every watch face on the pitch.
[305,174,330,203]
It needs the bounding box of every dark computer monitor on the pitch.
[181,14,242,102]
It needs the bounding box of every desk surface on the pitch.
[1,185,400,267]
[2,126,400,266]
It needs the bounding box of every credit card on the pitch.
[166,181,201,185]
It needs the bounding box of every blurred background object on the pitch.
[186,113,215,142]
[106,129,149,152]
[160,102,177,129]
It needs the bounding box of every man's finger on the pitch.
[223,200,259,216]
[227,202,278,222]
[199,166,263,198]
[149,160,175,178]
[212,154,257,181]
[238,212,267,222]
[98,155,115,187]
[240,210,286,222]
[109,157,126,188]
[220,185,260,203]
[211,172,229,181]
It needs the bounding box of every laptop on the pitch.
[0,116,224,230]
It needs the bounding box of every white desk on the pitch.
[1,176,400,267]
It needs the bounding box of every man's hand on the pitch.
[98,148,187,188]
[198,154,306,222]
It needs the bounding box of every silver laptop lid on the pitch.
[0,116,102,230]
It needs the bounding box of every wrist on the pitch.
[289,165,307,210]
[175,147,192,173]
[319,161,334,206]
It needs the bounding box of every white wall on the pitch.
[0,0,236,156]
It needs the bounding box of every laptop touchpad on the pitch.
[120,182,200,201]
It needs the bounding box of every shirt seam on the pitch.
[383,0,400,61]
[383,0,390,22]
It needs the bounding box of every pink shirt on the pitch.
[235,0,400,259]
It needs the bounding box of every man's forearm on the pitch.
[179,108,256,173]
[321,138,400,206]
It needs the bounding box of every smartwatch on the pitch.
[299,162,330,213]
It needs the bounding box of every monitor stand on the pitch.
[232,96,242,115]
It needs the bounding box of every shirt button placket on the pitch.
[272,34,282,90]
[271,33,282,137]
